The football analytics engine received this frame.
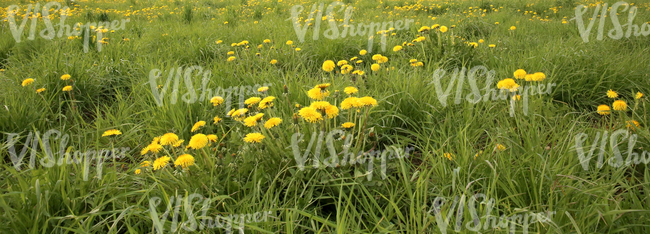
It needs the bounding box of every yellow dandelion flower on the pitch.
[359,50,367,55]
[371,64,380,71]
[244,132,265,143]
[227,56,236,62]
[191,121,206,132]
[532,72,546,82]
[322,60,336,72]
[141,161,151,167]
[102,129,122,137]
[324,105,339,118]
[174,154,195,168]
[636,92,643,99]
[612,100,627,111]
[160,133,179,146]
[344,87,358,95]
[210,96,224,106]
[307,87,330,100]
[135,169,141,174]
[342,122,355,129]
[153,156,171,170]
[439,26,448,33]
[496,79,519,92]
[393,45,403,52]
[62,86,73,92]
[597,105,610,115]
[341,97,360,110]
[514,69,526,79]
[270,59,278,64]
[36,88,46,93]
[298,107,323,123]
[207,134,218,142]
[607,90,618,98]
[245,97,262,106]
[258,86,269,92]
[626,120,640,130]
[188,134,209,149]
[61,74,71,80]
[213,116,222,124]
[173,140,184,148]
[22,78,34,87]
[259,96,276,109]
[286,40,293,45]
[358,96,378,107]
[310,101,331,110]
[264,117,282,129]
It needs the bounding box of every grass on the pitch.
[1,0,650,233]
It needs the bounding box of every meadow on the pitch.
[1,0,650,233]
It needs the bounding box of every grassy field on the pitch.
[1,0,650,233]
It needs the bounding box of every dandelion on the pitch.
[371,64,380,72]
[496,144,506,151]
[244,133,265,143]
[307,87,330,100]
[286,40,293,45]
[191,121,206,132]
[418,26,430,32]
[607,90,618,98]
[216,40,223,44]
[357,96,378,107]
[340,65,354,74]
[227,56,236,62]
[160,133,179,146]
[510,26,516,30]
[597,105,610,115]
[524,74,533,82]
[489,44,496,48]
[532,72,546,82]
[62,86,73,92]
[636,92,643,99]
[263,39,271,43]
[259,96,276,109]
[207,134,218,142]
[153,156,171,170]
[344,87,358,95]
[22,78,34,87]
[36,88,46,93]
[174,154,195,168]
[325,105,339,118]
[360,50,367,55]
[378,56,388,63]
[322,60,336,72]
[342,122,355,129]
[210,96,224,106]
[337,60,348,66]
[496,79,519,92]
[102,129,122,137]
[270,59,278,64]
[310,101,331,111]
[61,74,71,80]
[258,86,269,92]
[135,169,141,174]
[264,117,282,129]
[612,100,627,111]
[341,97,360,110]
[245,97,262,106]
[479,39,485,43]
[244,116,260,127]
[625,120,640,129]
[514,69,526,79]
[188,134,209,149]
[298,107,323,123]
[173,140,184,148]
[439,26,448,33]
[227,51,235,56]
[393,45,403,52]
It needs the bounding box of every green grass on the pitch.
[1,0,650,233]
